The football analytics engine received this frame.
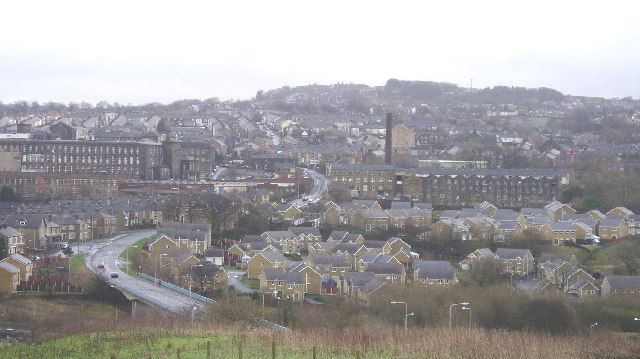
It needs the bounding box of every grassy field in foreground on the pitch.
[1,328,640,359]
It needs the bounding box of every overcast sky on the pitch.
[1,0,639,104]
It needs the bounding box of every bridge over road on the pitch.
[86,230,206,313]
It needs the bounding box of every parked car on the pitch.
[97,264,105,269]
[110,273,119,278]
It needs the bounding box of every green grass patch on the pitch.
[543,245,590,261]
[0,331,407,359]
[70,253,87,270]
[119,237,150,261]
[584,240,640,274]
[240,278,259,290]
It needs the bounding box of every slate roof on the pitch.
[0,226,22,238]
[261,251,289,263]
[472,248,496,258]
[3,215,44,229]
[493,209,520,221]
[8,253,31,266]
[157,228,207,242]
[521,208,548,218]
[343,271,376,287]
[414,260,455,280]
[289,226,321,237]
[263,268,304,284]
[309,254,348,267]
[0,262,20,274]
[332,243,364,255]
[390,201,412,209]
[548,221,576,232]
[495,248,531,260]
[439,210,460,219]
[413,202,433,210]
[539,252,574,264]
[366,262,404,275]
[605,275,640,290]
[361,278,385,293]
[498,221,518,231]
[362,240,385,249]
[458,208,485,219]
[599,218,624,229]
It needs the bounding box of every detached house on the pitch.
[494,248,534,276]
[365,262,406,285]
[544,201,576,221]
[541,221,577,245]
[259,269,306,302]
[606,207,634,220]
[308,254,349,294]
[460,248,497,271]
[0,262,20,294]
[288,226,322,249]
[598,218,628,240]
[247,251,290,279]
[4,215,62,252]
[2,253,32,281]
[601,275,640,296]
[413,260,457,285]
[431,219,470,241]
[0,226,24,255]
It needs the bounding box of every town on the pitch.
[1,81,640,357]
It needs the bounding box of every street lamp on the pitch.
[449,302,470,329]
[189,264,204,299]
[155,253,169,278]
[390,301,413,332]
[263,290,278,308]
[462,306,472,327]
[127,245,138,274]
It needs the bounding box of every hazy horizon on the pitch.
[1,0,639,105]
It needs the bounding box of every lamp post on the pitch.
[155,253,168,279]
[462,306,472,327]
[449,302,470,329]
[127,245,138,274]
[189,264,204,299]
[263,290,278,308]
[390,301,413,332]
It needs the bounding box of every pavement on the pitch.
[86,230,204,313]
[265,128,281,146]
[286,168,331,209]
[210,167,226,180]
[227,270,256,294]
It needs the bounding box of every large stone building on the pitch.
[0,139,163,179]
[0,138,218,198]
[329,163,565,208]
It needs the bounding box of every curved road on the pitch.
[286,168,331,209]
[86,230,203,313]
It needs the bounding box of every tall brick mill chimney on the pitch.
[384,112,393,164]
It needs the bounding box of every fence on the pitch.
[138,273,215,305]
[17,281,83,294]
[3,335,382,359]
[31,255,64,266]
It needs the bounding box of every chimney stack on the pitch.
[384,112,393,164]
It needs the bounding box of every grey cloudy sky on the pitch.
[1,0,639,104]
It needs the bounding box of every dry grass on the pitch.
[2,325,639,359]
[2,297,640,358]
